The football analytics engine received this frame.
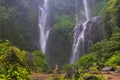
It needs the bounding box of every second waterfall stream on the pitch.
[70,0,90,63]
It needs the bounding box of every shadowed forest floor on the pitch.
[31,71,120,80]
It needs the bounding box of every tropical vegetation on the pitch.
[0,0,120,79]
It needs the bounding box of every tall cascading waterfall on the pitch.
[70,0,90,63]
[39,0,50,54]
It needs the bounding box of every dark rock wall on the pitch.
[84,16,103,53]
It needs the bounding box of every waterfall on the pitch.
[39,0,50,54]
[70,0,89,63]
[84,0,89,20]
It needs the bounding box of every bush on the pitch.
[62,64,73,72]
[75,53,97,68]
[89,66,98,71]
[32,51,49,73]
[0,40,31,80]
[0,64,31,80]
[105,51,120,66]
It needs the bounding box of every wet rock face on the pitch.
[73,23,83,48]
[71,16,103,60]
[84,16,103,53]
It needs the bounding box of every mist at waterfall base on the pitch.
[38,0,103,68]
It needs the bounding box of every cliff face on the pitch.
[84,16,103,53]
[70,16,103,63]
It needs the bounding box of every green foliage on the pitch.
[74,31,120,70]
[52,0,76,15]
[89,66,98,71]
[49,14,74,65]
[62,64,74,72]
[50,1,75,64]
[0,40,27,66]
[89,32,120,61]
[0,64,30,80]
[32,51,49,73]
[0,0,38,51]
[53,15,74,51]
[0,40,31,79]
[102,0,120,38]
[76,53,97,67]
[54,15,75,30]
[105,51,120,66]
[96,75,106,80]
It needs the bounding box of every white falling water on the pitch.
[84,0,90,20]
[70,0,89,63]
[39,0,50,54]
